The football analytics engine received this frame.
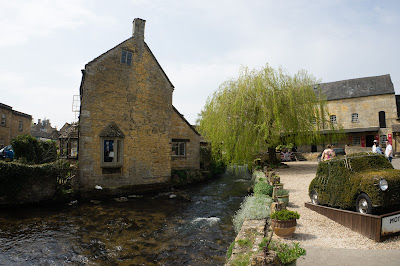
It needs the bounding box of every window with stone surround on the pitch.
[121,50,133,66]
[19,120,23,131]
[351,113,359,123]
[353,136,361,145]
[172,139,189,156]
[100,122,125,168]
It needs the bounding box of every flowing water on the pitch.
[0,169,252,265]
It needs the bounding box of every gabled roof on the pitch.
[172,106,200,136]
[317,74,394,101]
[84,38,174,90]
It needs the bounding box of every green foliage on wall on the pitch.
[11,134,57,164]
[0,161,58,198]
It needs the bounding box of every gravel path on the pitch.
[274,160,400,250]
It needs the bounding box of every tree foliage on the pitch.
[11,134,57,164]
[199,64,339,165]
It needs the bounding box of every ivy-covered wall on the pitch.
[0,161,58,205]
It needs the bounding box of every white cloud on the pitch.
[0,0,115,46]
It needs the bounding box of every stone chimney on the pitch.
[132,18,146,41]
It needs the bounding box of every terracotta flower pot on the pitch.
[270,219,297,237]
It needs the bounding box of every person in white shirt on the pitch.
[372,140,377,153]
[385,140,393,162]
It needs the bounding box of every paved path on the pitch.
[292,157,400,266]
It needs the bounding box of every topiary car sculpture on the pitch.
[309,153,400,214]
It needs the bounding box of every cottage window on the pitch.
[1,114,5,126]
[102,139,123,167]
[379,111,386,128]
[380,135,387,145]
[99,122,125,168]
[172,139,189,156]
[353,136,361,145]
[121,50,133,66]
[19,120,23,131]
[351,113,359,123]
[330,115,337,124]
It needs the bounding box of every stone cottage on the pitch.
[78,18,201,192]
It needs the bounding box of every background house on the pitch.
[78,18,201,192]
[58,122,78,158]
[0,102,32,148]
[31,118,58,141]
[303,74,400,154]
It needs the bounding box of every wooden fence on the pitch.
[305,202,400,242]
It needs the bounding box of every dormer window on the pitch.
[121,50,133,65]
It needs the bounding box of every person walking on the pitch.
[385,140,393,162]
[321,145,336,161]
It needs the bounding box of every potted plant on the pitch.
[275,189,289,207]
[270,209,300,237]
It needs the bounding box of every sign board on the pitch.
[381,213,400,236]
[361,136,366,147]
[388,134,392,145]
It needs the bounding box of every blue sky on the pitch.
[1,0,399,129]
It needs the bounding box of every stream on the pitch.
[0,169,252,265]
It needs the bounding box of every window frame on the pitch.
[1,114,5,127]
[353,136,361,145]
[19,120,23,131]
[351,113,359,123]
[380,135,387,145]
[330,115,337,124]
[121,50,133,66]
[171,138,189,157]
[100,137,123,168]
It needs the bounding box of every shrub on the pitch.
[0,161,59,198]
[270,209,300,220]
[232,194,273,233]
[259,238,306,264]
[11,134,57,164]
[275,189,289,197]
[253,182,273,197]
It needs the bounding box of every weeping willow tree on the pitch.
[199,64,341,166]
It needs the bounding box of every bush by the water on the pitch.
[11,134,57,164]
[232,194,273,233]
[253,182,273,197]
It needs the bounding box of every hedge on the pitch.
[0,161,59,198]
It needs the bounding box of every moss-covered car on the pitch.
[309,153,400,214]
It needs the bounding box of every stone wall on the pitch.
[170,108,201,170]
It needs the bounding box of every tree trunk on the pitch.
[268,147,280,164]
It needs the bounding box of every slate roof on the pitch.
[316,74,394,101]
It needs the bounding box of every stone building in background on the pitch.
[78,18,201,192]
[31,118,58,141]
[304,74,400,154]
[0,103,32,148]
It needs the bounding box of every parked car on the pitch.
[0,145,14,161]
[309,153,400,214]
[316,148,346,162]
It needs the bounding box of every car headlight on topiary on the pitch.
[379,179,388,191]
